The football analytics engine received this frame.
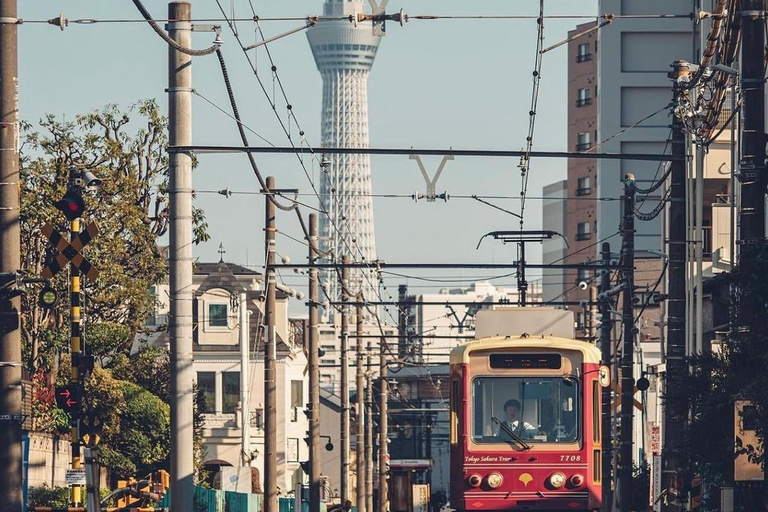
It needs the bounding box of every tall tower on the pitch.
[307,0,380,303]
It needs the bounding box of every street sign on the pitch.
[41,222,99,281]
[65,468,86,486]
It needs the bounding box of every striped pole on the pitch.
[68,168,83,507]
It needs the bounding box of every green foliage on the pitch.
[679,242,768,509]
[109,344,170,402]
[110,380,171,475]
[28,485,70,508]
[194,384,211,486]
[19,100,208,373]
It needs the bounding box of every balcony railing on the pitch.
[575,97,592,107]
[576,53,592,63]
[575,142,592,151]
[576,187,591,196]
[575,232,591,241]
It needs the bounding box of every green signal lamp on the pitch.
[38,286,58,309]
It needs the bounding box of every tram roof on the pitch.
[449,335,602,365]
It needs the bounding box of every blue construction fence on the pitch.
[157,486,331,512]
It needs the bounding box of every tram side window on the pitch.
[471,377,579,443]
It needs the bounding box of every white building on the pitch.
[409,281,542,365]
[140,261,308,494]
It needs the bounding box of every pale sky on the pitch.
[19,0,599,309]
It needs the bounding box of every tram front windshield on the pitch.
[471,377,579,443]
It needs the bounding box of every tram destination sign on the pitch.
[489,353,561,370]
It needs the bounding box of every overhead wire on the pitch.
[517,0,546,228]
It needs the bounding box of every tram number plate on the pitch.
[560,455,581,462]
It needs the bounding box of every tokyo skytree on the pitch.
[307,0,380,304]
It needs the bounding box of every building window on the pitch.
[208,303,229,328]
[576,177,591,196]
[288,438,300,462]
[577,267,591,282]
[291,380,303,422]
[576,43,591,62]
[222,371,240,413]
[576,221,591,241]
[197,372,215,413]
[576,132,591,151]
[576,87,591,107]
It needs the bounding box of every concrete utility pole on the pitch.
[264,176,278,512]
[599,242,613,511]
[398,285,408,359]
[340,255,350,504]
[378,335,389,512]
[168,4,195,511]
[737,1,766,246]
[618,175,636,512]
[240,290,250,466]
[365,330,374,512]
[356,302,366,512]
[735,2,767,506]
[0,2,22,509]
[308,214,321,512]
[662,61,690,512]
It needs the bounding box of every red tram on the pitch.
[449,335,604,512]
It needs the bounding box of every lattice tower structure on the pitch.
[307,0,380,304]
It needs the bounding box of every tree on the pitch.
[19,101,209,373]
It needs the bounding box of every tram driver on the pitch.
[495,399,537,440]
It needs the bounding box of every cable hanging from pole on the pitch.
[130,0,221,56]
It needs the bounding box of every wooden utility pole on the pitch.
[662,61,690,512]
[618,175,636,512]
[365,327,374,512]
[599,242,613,511]
[264,176,277,512]
[0,2,22,509]
[308,214,321,512]
[356,303,366,512]
[340,255,350,504]
[378,335,389,512]
[168,4,195,512]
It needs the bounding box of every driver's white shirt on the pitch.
[498,419,536,434]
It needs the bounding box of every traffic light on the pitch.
[54,189,85,221]
[54,383,82,413]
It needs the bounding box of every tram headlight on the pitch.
[569,474,585,487]
[547,472,567,489]
[486,472,503,489]
[467,474,482,488]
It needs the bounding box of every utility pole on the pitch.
[168,4,194,512]
[599,242,613,511]
[264,176,278,512]
[356,302,366,512]
[618,174,636,512]
[378,334,389,512]
[0,0,22,509]
[365,329,374,512]
[738,1,766,246]
[239,289,250,466]
[735,2,767,506]
[308,214,321,512]
[398,285,408,359]
[340,255,350,505]
[662,61,690,512]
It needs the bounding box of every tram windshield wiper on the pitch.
[492,416,532,451]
